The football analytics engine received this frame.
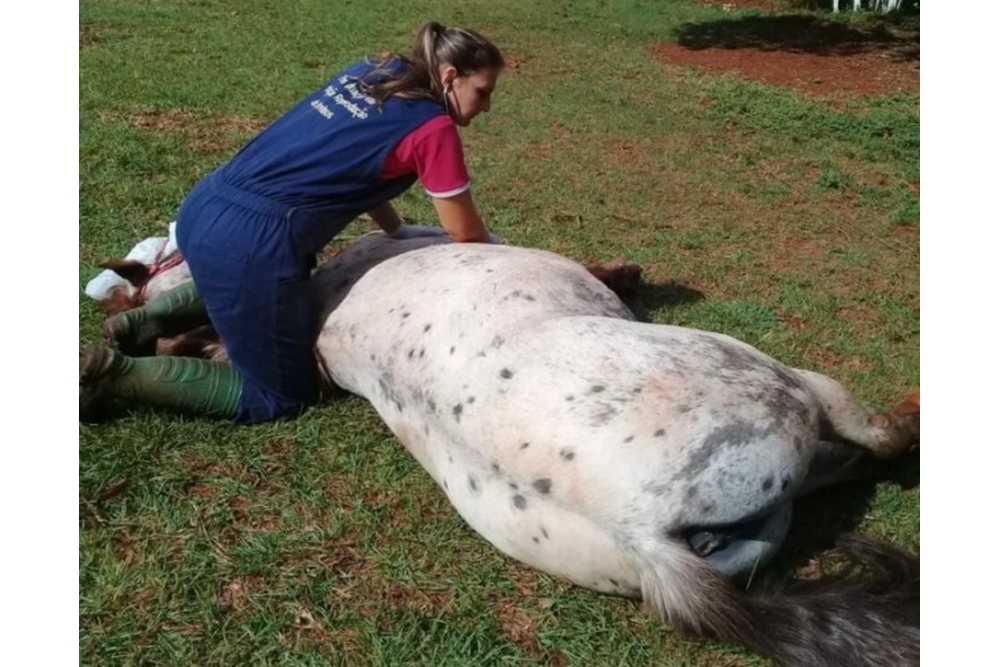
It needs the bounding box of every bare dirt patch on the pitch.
[654,10,919,100]
[126,109,269,154]
[80,26,96,49]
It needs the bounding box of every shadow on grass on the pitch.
[765,447,920,579]
[671,13,919,64]
[628,280,706,321]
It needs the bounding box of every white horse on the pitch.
[308,233,919,667]
[89,231,919,666]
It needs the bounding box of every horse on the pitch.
[307,233,919,667]
[89,231,919,666]
[88,228,643,366]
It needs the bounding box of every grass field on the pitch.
[79,1,919,664]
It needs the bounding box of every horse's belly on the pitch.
[385,415,642,597]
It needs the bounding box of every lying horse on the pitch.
[90,228,642,365]
[91,232,919,666]
[308,233,919,667]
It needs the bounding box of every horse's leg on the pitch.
[793,368,919,460]
[156,324,222,359]
[103,281,209,356]
[795,438,875,498]
[79,344,242,422]
[583,260,642,301]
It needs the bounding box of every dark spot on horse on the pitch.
[508,482,519,490]
[408,348,415,360]
[781,474,792,492]
[533,478,552,494]
[761,476,774,492]
[560,448,576,461]
[402,311,411,319]
[468,475,478,492]
[491,461,500,474]
[673,419,767,482]
[442,479,449,491]
[532,536,540,544]
[624,435,634,443]
[491,335,505,349]
[520,442,530,450]
[541,527,549,539]
[453,404,463,421]
[500,368,513,379]
[591,385,606,393]
[678,404,692,413]
[419,348,425,358]
[565,395,575,402]
[467,396,477,405]
[448,454,453,463]
[424,323,432,333]
[428,399,437,414]
[590,404,618,426]
[512,494,527,510]
[654,428,666,437]
[450,346,455,355]
[700,502,715,513]
[609,578,619,587]
[369,353,376,362]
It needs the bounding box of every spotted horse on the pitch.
[88,228,642,364]
[307,232,919,667]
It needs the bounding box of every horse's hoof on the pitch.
[891,390,920,448]
[102,312,158,357]
[80,344,122,383]
[80,345,133,423]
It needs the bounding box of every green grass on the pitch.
[80,1,918,664]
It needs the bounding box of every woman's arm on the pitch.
[367,201,404,236]
[431,190,491,243]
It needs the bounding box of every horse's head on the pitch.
[95,255,192,314]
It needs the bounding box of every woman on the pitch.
[80,22,505,424]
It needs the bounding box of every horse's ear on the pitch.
[100,259,151,287]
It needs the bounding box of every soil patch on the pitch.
[654,10,919,99]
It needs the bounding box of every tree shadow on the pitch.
[672,12,919,64]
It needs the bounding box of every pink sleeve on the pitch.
[382,115,471,198]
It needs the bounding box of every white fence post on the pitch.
[834,0,906,13]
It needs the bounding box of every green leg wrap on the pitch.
[80,345,242,420]
[103,281,209,356]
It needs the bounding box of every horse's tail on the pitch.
[636,535,919,666]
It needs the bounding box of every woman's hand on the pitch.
[389,224,450,240]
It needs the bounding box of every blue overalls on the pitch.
[174,60,448,424]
